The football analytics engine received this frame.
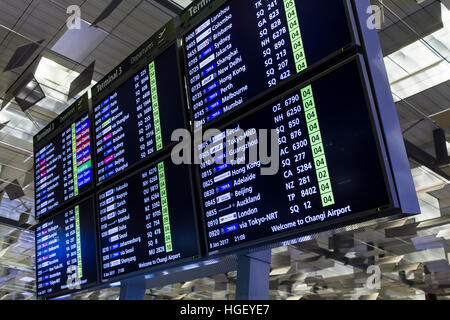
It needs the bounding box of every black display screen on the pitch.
[197,58,392,254]
[93,44,186,184]
[97,159,200,281]
[183,0,354,128]
[34,110,94,219]
[35,197,98,298]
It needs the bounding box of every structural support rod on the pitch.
[119,276,146,300]
[235,249,271,300]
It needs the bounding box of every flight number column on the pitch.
[62,128,75,200]
[135,67,156,160]
[274,93,320,214]
[64,208,79,270]
[63,207,84,286]
[256,0,292,88]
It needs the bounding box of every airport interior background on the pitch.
[0,0,450,300]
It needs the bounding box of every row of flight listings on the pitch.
[33,0,418,298]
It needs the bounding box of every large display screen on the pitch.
[183,0,354,128]
[197,58,392,254]
[35,197,98,298]
[34,96,94,218]
[97,159,200,281]
[93,44,186,184]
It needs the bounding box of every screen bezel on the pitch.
[177,0,360,132]
[34,195,100,300]
[33,98,96,221]
[94,154,203,284]
[192,54,401,257]
[90,41,191,189]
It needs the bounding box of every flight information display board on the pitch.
[35,197,98,298]
[183,0,354,128]
[197,58,393,254]
[93,44,186,184]
[34,95,94,218]
[97,159,200,281]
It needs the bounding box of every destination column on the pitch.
[35,142,61,216]
[184,4,248,127]
[98,182,135,279]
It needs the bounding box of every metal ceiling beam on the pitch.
[443,0,450,10]
[0,216,32,231]
[433,128,450,166]
[404,139,450,180]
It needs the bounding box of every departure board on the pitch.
[93,44,186,184]
[35,197,98,298]
[197,58,392,253]
[183,0,354,128]
[34,95,94,218]
[97,159,200,281]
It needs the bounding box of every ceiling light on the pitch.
[203,259,219,266]
[270,266,292,276]
[35,57,79,96]
[109,282,121,287]
[411,165,450,193]
[19,276,34,283]
[281,235,313,246]
[171,0,192,8]
[182,263,200,271]
[34,57,82,113]
[51,19,107,63]
[384,4,450,102]
[443,2,450,28]
[436,228,450,239]
[51,294,71,300]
